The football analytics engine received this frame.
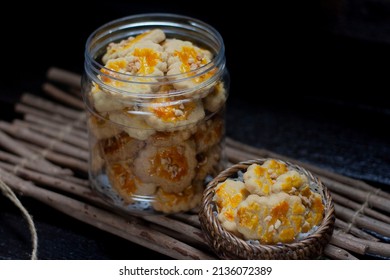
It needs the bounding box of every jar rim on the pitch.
[84,13,225,82]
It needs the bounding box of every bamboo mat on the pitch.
[1,67,390,260]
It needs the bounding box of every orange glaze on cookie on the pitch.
[133,48,160,75]
[149,146,188,182]
[110,163,137,195]
[100,59,127,85]
[156,184,197,207]
[173,46,215,84]
[237,202,260,231]
[253,166,273,195]
[152,98,196,122]
[102,133,132,155]
[174,46,207,73]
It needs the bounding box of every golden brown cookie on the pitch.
[262,159,288,179]
[272,170,308,194]
[146,97,205,131]
[107,161,157,203]
[133,140,197,192]
[108,110,156,140]
[102,29,166,64]
[193,116,224,153]
[91,143,105,173]
[90,83,126,113]
[146,128,195,147]
[164,39,215,95]
[243,163,274,196]
[152,183,203,213]
[88,115,121,140]
[100,132,145,163]
[202,81,227,113]
[235,193,307,244]
[195,145,222,181]
[213,179,249,235]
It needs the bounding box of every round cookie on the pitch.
[146,127,195,147]
[133,140,197,193]
[202,81,227,113]
[152,183,203,213]
[195,144,222,181]
[213,179,249,235]
[235,193,307,244]
[99,132,145,163]
[193,116,224,153]
[107,161,157,203]
[146,97,205,131]
[108,111,156,140]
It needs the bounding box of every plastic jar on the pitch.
[82,13,229,214]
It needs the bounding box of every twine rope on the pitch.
[3,113,85,260]
[345,188,382,233]
[365,188,382,208]
[0,179,38,260]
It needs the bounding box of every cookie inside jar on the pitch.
[83,14,229,214]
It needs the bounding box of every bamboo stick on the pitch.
[0,147,88,194]
[335,204,390,237]
[47,67,82,89]
[0,150,68,178]
[68,87,82,98]
[335,231,390,258]
[335,219,379,241]
[225,146,252,163]
[330,230,368,255]
[332,192,390,224]
[62,176,89,187]
[148,223,208,249]
[21,93,84,121]
[13,119,88,150]
[0,122,88,161]
[21,141,88,173]
[143,215,206,245]
[323,244,359,260]
[0,130,72,176]
[324,177,390,214]
[24,114,88,140]
[0,161,86,190]
[42,83,84,110]
[15,104,86,130]
[0,162,103,207]
[171,213,201,228]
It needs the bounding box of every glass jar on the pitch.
[82,13,229,214]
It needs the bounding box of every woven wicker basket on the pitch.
[199,158,335,259]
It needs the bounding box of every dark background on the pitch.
[0,1,389,259]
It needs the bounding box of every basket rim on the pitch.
[199,158,335,259]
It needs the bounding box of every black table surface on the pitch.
[0,2,390,260]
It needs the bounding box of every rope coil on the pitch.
[0,179,38,260]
